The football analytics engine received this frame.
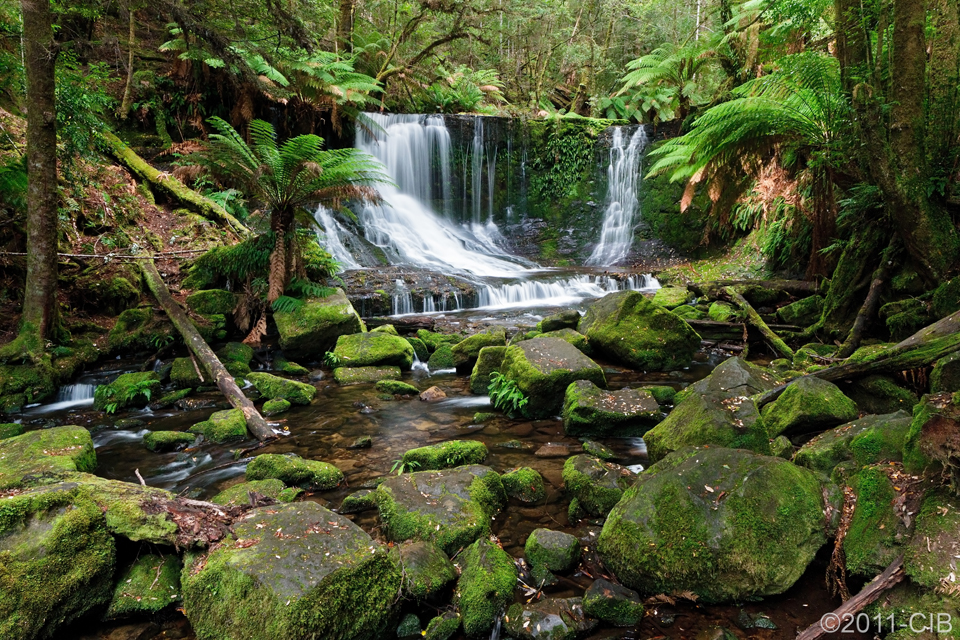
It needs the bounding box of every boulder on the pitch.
[210,479,301,506]
[105,554,182,620]
[333,366,401,385]
[644,385,677,405]
[186,289,237,315]
[578,291,701,371]
[143,430,196,452]
[597,447,830,603]
[402,440,488,470]
[501,467,546,503]
[843,465,908,577]
[761,376,859,437]
[0,425,96,490]
[245,453,344,490]
[902,392,960,475]
[469,346,506,394]
[562,380,661,437]
[708,301,738,323]
[642,357,780,462]
[170,357,204,388]
[405,337,430,362]
[246,372,316,405]
[652,287,693,309]
[845,375,918,414]
[427,344,455,370]
[525,529,580,573]
[419,386,447,402]
[538,309,582,333]
[455,538,518,637]
[583,440,617,460]
[375,380,419,395]
[562,455,635,518]
[262,398,291,416]
[582,578,644,627]
[905,489,960,589]
[375,465,505,554]
[500,337,606,418]
[392,540,457,600]
[68,475,180,545]
[672,304,706,320]
[107,307,175,354]
[181,502,401,640]
[332,333,414,370]
[777,295,824,326]
[93,372,161,412]
[539,328,591,354]
[0,423,24,440]
[339,489,377,514]
[452,329,506,372]
[423,612,461,640]
[417,329,462,352]
[189,409,247,443]
[272,356,309,376]
[503,598,596,640]
[932,352,960,393]
[273,288,364,360]
[370,324,398,335]
[793,411,912,473]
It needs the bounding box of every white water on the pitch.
[476,273,659,310]
[27,382,96,413]
[314,205,361,270]
[586,127,648,266]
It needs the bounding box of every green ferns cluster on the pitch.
[488,372,528,416]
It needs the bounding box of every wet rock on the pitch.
[761,376,859,437]
[538,309,582,333]
[535,443,571,458]
[339,489,378,514]
[582,578,644,626]
[423,612,461,640]
[736,610,777,630]
[0,425,96,490]
[174,395,219,411]
[143,430,196,452]
[393,540,457,600]
[375,379,419,395]
[405,337,430,362]
[473,412,496,423]
[598,446,830,603]
[455,538,518,637]
[93,371,161,412]
[642,357,780,462]
[501,467,546,502]
[210,479,301,506]
[525,528,580,573]
[582,440,617,460]
[188,409,247,443]
[931,352,960,393]
[777,295,824,326]
[504,597,596,640]
[793,411,912,473]
[375,465,506,554]
[181,502,401,640]
[562,455,635,518]
[402,440,487,470]
[419,386,447,402]
[452,328,507,372]
[348,435,373,449]
[846,375,918,414]
[114,418,145,429]
[246,372,316,405]
[417,329,462,352]
[697,626,739,640]
[397,613,421,638]
[334,366,401,385]
[501,337,606,418]
[170,357,203,388]
[273,288,364,360]
[652,286,693,309]
[469,346,506,394]
[245,453,344,490]
[578,291,701,371]
[427,344,456,370]
[562,380,661,437]
[333,332,415,370]
[497,439,531,450]
[262,398,291,416]
[105,554,182,620]
[272,355,309,376]
[539,328,592,355]
[217,342,254,376]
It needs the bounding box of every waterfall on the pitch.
[392,279,414,315]
[28,382,96,413]
[586,127,648,266]
[475,274,659,310]
[314,205,361,270]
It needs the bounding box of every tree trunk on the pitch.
[20,0,59,343]
[119,3,137,119]
[721,287,794,359]
[141,260,274,441]
[836,238,899,358]
[337,0,355,54]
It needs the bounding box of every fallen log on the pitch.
[685,319,747,342]
[796,556,905,640]
[721,286,794,359]
[837,239,898,358]
[688,279,820,299]
[141,259,274,441]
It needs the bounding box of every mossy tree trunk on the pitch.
[337,0,355,53]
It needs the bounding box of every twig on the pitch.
[134,468,147,486]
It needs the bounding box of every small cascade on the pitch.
[587,127,648,266]
[392,280,414,315]
[476,274,658,310]
[422,295,437,313]
[314,205,361,270]
[29,382,96,413]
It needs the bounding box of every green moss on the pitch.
[423,612,461,640]
[107,307,175,353]
[210,479,294,506]
[262,398,292,416]
[761,376,859,437]
[538,310,582,333]
[272,356,309,375]
[189,409,248,443]
[402,440,488,471]
[370,324,398,335]
[405,337,429,362]
[105,554,182,619]
[470,346,506,395]
[245,453,344,490]
[339,489,378,514]
[708,301,739,322]
[416,329,462,352]
[932,278,960,319]
[0,359,57,411]
[844,466,903,576]
[0,423,23,439]
[643,385,677,406]
[501,338,606,418]
[392,540,457,601]
[451,329,506,370]
[0,426,96,490]
[770,435,794,458]
[333,366,401,385]
[525,528,580,573]
[94,371,161,412]
[473,412,496,423]
[455,538,518,637]
[150,387,193,409]
[539,328,592,354]
[863,582,960,640]
[246,372,316,405]
[427,344,456,370]
[143,430,196,452]
[902,395,945,474]
[582,578,644,627]
[333,333,414,370]
[186,289,237,316]
[847,375,919,414]
[273,288,365,360]
[652,287,693,309]
[639,162,712,256]
[562,380,661,437]
[793,412,912,473]
[170,357,203,388]
[931,351,960,393]
[501,467,546,502]
[218,342,253,365]
[562,455,632,517]
[777,296,824,326]
[905,489,960,588]
[375,380,419,395]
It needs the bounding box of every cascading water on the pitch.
[27,382,96,413]
[314,205,361,270]
[586,127,648,266]
[475,274,659,310]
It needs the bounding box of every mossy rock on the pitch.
[402,440,488,471]
[105,554,182,620]
[761,376,859,437]
[0,422,24,440]
[538,309,581,333]
[901,393,960,474]
[211,479,300,506]
[333,366,401,385]
[170,357,204,388]
[74,268,142,316]
[143,430,196,452]
[470,346,506,395]
[149,388,193,410]
[189,409,248,443]
[186,289,237,315]
[0,425,96,490]
[427,344,456,370]
[844,465,907,577]
[397,613,420,638]
[642,357,779,462]
[93,371,161,412]
[539,328,592,355]
[181,502,401,640]
[451,329,507,373]
[246,372,316,405]
[262,397,292,416]
[653,287,693,309]
[562,380,661,437]
[582,578,644,627]
[0,357,58,414]
[392,540,457,601]
[374,465,506,555]
[332,332,414,370]
[501,467,546,503]
[272,356,309,376]
[863,581,960,640]
[107,307,175,354]
[525,528,580,573]
[455,537,518,638]
[905,489,960,589]
[217,342,253,366]
[375,380,419,395]
[503,597,596,640]
[562,455,635,518]
[0,483,116,639]
[273,289,365,360]
[416,329,462,352]
[501,338,606,418]
[69,474,179,544]
[583,440,617,460]
[793,411,912,473]
[792,343,837,371]
[845,375,919,414]
[423,612,461,640]
[370,324,398,336]
[708,301,739,323]
[672,304,706,320]
[777,296,824,326]
[339,489,378,514]
[245,453,344,490]
[932,278,960,319]
[931,352,960,393]
[643,385,677,406]
[597,446,830,603]
[405,337,429,362]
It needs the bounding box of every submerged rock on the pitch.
[334,366,401,385]
[469,346,506,394]
[333,332,414,370]
[503,597,596,640]
[793,411,912,473]
[452,329,507,373]
[562,380,661,437]
[189,409,247,443]
[402,440,488,470]
[181,502,401,640]
[273,288,364,360]
[105,554,182,620]
[0,425,96,490]
[455,538,518,637]
[598,447,830,603]
[582,578,644,626]
[562,455,635,518]
[393,540,458,600]
[761,376,859,437]
[245,453,344,490]
[419,386,447,402]
[246,372,316,405]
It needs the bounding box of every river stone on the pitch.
[470,346,506,394]
[105,554,182,620]
[501,467,546,502]
[393,540,457,600]
[504,597,596,640]
[189,409,247,443]
[578,290,701,371]
[262,398,291,416]
[597,446,829,603]
[793,411,912,473]
[777,295,824,326]
[672,304,707,320]
[427,344,456,370]
[761,376,859,437]
[332,332,414,370]
[642,357,780,462]
[525,529,580,573]
[538,309,581,333]
[653,287,693,309]
[143,430,196,452]
[562,380,661,437]
[181,501,401,640]
[245,453,344,490]
[583,440,617,460]
[402,440,487,470]
[582,578,645,626]
[93,371,161,412]
[333,366,401,385]
[562,455,636,518]
[374,465,506,555]
[455,538,518,637]
[272,356,309,376]
[210,479,301,506]
[419,386,447,402]
[452,329,506,373]
[246,372,316,405]
[500,337,606,418]
[0,425,96,490]
[375,380,419,395]
[0,482,116,639]
[272,288,364,360]
[932,352,960,393]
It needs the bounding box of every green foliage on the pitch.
[0,156,27,219]
[390,459,422,475]
[56,53,115,165]
[488,371,528,415]
[322,351,342,368]
[100,378,156,414]
[419,66,506,114]
[616,42,719,122]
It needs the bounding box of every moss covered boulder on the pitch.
[402,440,488,470]
[501,467,546,503]
[538,309,581,333]
[777,295,824,326]
[93,371,161,412]
[845,375,918,414]
[452,329,507,373]
[375,465,506,554]
[470,346,506,394]
[105,554,181,620]
[708,301,739,323]
[905,489,960,590]
[272,356,309,376]
[107,307,175,354]
[562,380,661,437]
[0,425,96,490]
[246,372,316,405]
[181,501,401,640]
[189,409,247,443]
[245,453,343,490]
[500,337,605,418]
[931,352,960,393]
[417,329,462,352]
[273,289,364,360]
[0,423,24,440]
[843,465,908,577]
[332,332,414,370]
[563,455,635,518]
[671,304,706,320]
[0,360,57,411]
[597,447,830,603]
[375,379,419,395]
[642,357,779,462]
[333,366,401,385]
[902,393,960,475]
[211,479,300,506]
[262,398,291,416]
[525,528,580,574]
[652,287,693,309]
[455,538,518,637]
[582,578,644,627]
[0,483,116,639]
[393,540,457,601]
[793,411,912,473]
[503,597,596,640]
[186,289,237,315]
[170,357,204,388]
[427,344,456,370]
[406,337,429,362]
[539,328,591,354]
[217,342,254,377]
[70,474,179,545]
[143,430,196,452]
[578,291,701,371]
[761,376,859,437]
